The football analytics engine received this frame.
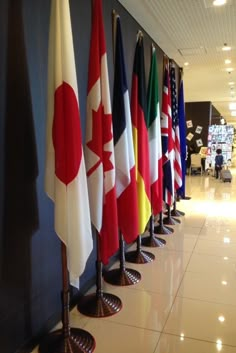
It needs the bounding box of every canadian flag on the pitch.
[85,0,119,264]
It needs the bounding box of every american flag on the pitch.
[170,65,182,191]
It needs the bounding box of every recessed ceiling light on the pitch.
[228,82,235,85]
[225,59,231,64]
[231,111,236,116]
[222,44,231,51]
[213,0,227,6]
[218,315,225,322]
[184,62,189,66]
[229,102,236,110]
[226,67,234,72]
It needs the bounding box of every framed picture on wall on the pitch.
[186,132,194,141]
[196,138,203,147]
[186,120,193,128]
[195,125,203,134]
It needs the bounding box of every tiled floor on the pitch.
[32,169,236,352]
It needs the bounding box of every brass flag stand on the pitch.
[142,214,166,248]
[104,231,141,286]
[77,233,122,317]
[154,211,174,235]
[125,235,155,264]
[39,244,96,353]
[163,204,181,225]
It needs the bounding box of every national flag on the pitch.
[161,62,174,206]
[112,16,138,243]
[85,0,119,264]
[170,65,182,191]
[147,46,163,215]
[45,0,93,289]
[131,34,151,234]
[177,69,187,197]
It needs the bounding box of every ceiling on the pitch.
[118,0,236,125]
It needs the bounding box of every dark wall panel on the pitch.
[0,1,168,352]
[185,101,211,150]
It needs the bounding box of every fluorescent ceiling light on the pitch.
[226,67,234,72]
[231,111,236,116]
[228,82,235,85]
[184,62,189,66]
[225,59,231,64]
[213,0,227,6]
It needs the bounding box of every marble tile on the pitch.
[177,270,236,306]
[164,297,236,346]
[84,319,160,353]
[155,333,236,353]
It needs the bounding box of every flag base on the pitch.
[171,209,185,216]
[39,328,96,353]
[77,292,122,318]
[103,268,141,286]
[125,249,155,264]
[165,209,185,217]
[142,234,166,247]
[154,224,174,235]
[163,215,181,225]
[182,196,191,200]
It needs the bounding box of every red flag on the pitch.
[45,0,93,288]
[112,16,138,243]
[85,0,119,264]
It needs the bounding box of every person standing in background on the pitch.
[215,148,224,179]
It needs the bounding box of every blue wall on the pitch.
[0,0,167,351]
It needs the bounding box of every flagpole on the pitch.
[103,11,142,285]
[125,234,155,264]
[163,204,181,225]
[39,243,96,353]
[77,232,122,317]
[142,214,166,247]
[170,197,185,217]
[104,230,141,285]
[154,211,174,235]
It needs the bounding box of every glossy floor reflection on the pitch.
[31,169,236,353]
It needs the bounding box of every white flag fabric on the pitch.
[45,0,93,288]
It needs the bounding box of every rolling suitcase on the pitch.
[220,169,232,182]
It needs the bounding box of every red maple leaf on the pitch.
[87,103,114,176]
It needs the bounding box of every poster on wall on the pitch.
[186,132,194,141]
[186,120,193,128]
[196,138,203,147]
[206,125,234,169]
[195,125,203,134]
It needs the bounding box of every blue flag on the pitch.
[177,70,187,198]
